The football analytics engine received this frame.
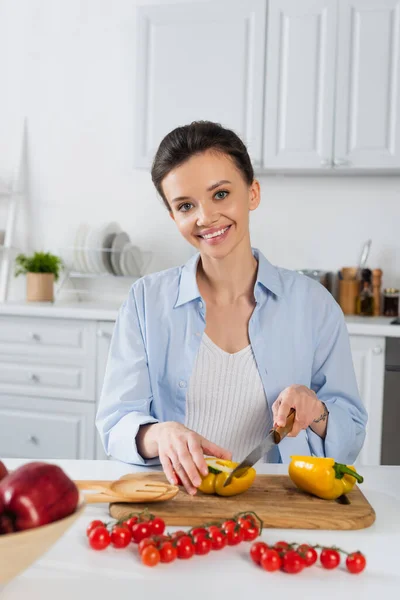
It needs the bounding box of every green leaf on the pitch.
[14,252,64,281]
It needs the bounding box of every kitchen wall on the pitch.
[1,0,400,302]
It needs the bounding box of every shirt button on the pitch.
[179,380,187,388]
[198,301,203,309]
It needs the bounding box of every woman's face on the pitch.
[162,150,260,259]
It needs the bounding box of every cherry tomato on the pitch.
[242,525,259,542]
[138,537,156,554]
[346,552,366,574]
[238,516,256,530]
[260,549,282,572]
[191,527,208,537]
[110,525,132,548]
[208,529,227,550]
[124,516,139,532]
[176,535,195,559]
[88,526,111,551]
[282,550,305,574]
[226,527,244,546]
[275,541,290,551]
[141,545,160,567]
[150,517,166,536]
[207,525,222,534]
[250,541,269,565]
[86,520,104,537]
[171,530,186,540]
[320,548,341,569]
[159,542,177,563]
[297,544,318,567]
[221,520,237,533]
[131,522,152,543]
[194,535,212,555]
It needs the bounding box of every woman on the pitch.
[96,121,367,495]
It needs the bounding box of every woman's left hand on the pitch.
[272,384,326,437]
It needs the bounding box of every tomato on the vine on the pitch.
[159,541,177,563]
[131,522,152,543]
[86,520,104,537]
[194,535,212,555]
[150,517,165,536]
[320,548,341,569]
[141,545,160,567]
[226,527,244,546]
[221,520,237,533]
[190,527,208,537]
[282,550,305,574]
[110,525,132,548]
[346,552,366,574]
[208,528,227,550]
[124,516,139,533]
[260,548,282,572]
[275,541,290,551]
[176,535,195,559]
[250,541,269,564]
[242,524,259,542]
[297,544,318,567]
[138,537,156,554]
[88,526,111,551]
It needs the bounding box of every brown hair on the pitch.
[151,121,254,211]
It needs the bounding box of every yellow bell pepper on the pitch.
[197,458,256,497]
[288,456,364,500]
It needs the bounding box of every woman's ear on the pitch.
[249,179,261,211]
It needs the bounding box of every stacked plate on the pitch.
[73,222,143,277]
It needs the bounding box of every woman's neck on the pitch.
[197,241,258,304]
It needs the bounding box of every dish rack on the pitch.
[55,246,152,302]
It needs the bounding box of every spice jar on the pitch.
[383,288,399,317]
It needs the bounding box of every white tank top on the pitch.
[185,333,273,462]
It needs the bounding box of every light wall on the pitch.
[1,0,399,302]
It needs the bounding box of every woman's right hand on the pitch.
[142,421,232,495]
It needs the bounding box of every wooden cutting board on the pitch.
[109,473,376,530]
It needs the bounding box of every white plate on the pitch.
[110,232,130,275]
[73,223,90,273]
[100,222,122,274]
[120,243,142,277]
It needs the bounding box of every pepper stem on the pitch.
[334,462,364,484]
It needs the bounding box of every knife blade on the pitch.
[223,408,296,487]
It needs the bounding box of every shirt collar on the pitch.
[174,248,283,308]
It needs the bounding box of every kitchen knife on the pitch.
[223,408,296,487]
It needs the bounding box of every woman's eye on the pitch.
[178,202,193,212]
[214,190,228,200]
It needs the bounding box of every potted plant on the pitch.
[14,252,64,302]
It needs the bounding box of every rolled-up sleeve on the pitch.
[95,285,160,466]
[306,301,368,464]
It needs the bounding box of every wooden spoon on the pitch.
[74,474,179,504]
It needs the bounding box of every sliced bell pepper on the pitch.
[197,458,256,497]
[288,456,364,500]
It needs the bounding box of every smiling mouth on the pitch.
[198,226,230,240]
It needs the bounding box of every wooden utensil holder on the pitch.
[339,279,359,315]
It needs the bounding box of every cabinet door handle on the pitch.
[29,333,41,342]
[333,158,352,167]
[27,435,39,445]
[29,373,40,383]
[97,329,112,339]
[373,346,383,355]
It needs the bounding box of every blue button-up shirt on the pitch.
[96,249,367,466]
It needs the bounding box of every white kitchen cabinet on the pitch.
[334,0,400,169]
[349,335,386,466]
[95,321,115,459]
[0,395,95,459]
[263,0,337,169]
[134,0,267,168]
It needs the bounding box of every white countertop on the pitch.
[2,459,400,600]
[1,301,400,336]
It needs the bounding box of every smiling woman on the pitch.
[95,121,367,496]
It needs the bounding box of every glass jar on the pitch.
[383,288,399,317]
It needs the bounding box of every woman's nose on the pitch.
[196,202,219,227]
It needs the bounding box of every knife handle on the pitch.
[272,408,296,443]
